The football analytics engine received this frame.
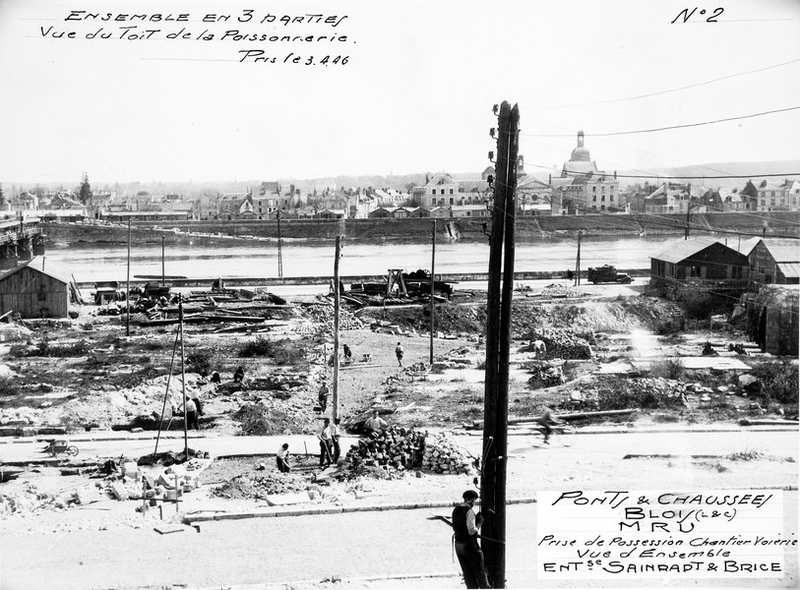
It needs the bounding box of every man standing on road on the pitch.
[395,342,404,367]
[318,418,334,467]
[452,490,489,589]
[331,418,343,463]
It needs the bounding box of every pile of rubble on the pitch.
[525,362,565,389]
[421,432,476,475]
[233,400,309,436]
[0,482,76,516]
[524,330,594,360]
[346,425,425,470]
[301,302,365,330]
[540,283,582,298]
[107,457,212,502]
[213,472,308,500]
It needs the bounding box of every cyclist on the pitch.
[535,406,563,445]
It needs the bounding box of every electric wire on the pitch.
[519,105,800,138]
[527,57,800,110]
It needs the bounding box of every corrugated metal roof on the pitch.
[777,262,800,279]
[651,238,721,264]
[764,242,800,263]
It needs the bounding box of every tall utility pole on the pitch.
[277,210,284,278]
[161,236,166,286]
[179,302,188,458]
[685,183,693,240]
[429,219,436,365]
[332,236,341,419]
[481,101,520,589]
[126,217,132,337]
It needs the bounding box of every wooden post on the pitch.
[277,210,284,278]
[161,236,165,285]
[126,217,131,336]
[481,101,511,589]
[685,204,691,240]
[493,103,520,589]
[332,236,341,420]
[179,302,188,459]
[429,219,436,366]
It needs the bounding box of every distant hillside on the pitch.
[616,160,800,190]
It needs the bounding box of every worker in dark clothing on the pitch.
[233,366,245,383]
[276,443,291,473]
[318,380,330,413]
[452,490,489,589]
[182,398,199,430]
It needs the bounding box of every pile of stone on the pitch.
[213,472,308,500]
[526,362,565,389]
[525,330,594,360]
[302,303,364,330]
[421,432,476,475]
[107,458,212,502]
[370,320,416,337]
[346,425,425,470]
[541,283,582,298]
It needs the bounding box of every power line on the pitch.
[521,105,800,138]
[525,161,800,180]
[528,57,800,110]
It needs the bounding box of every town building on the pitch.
[757,179,800,212]
[554,131,619,214]
[516,176,556,215]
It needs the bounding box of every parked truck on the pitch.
[587,265,634,284]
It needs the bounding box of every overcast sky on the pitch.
[1,0,798,184]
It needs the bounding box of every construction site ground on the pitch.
[1,281,797,589]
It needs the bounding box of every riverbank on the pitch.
[42,211,800,247]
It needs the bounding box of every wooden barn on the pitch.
[0,257,81,318]
[650,238,749,291]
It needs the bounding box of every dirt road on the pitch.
[2,493,796,590]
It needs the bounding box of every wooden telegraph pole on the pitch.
[429,219,436,365]
[179,302,189,458]
[480,101,520,589]
[332,236,341,419]
[277,210,284,278]
[161,236,166,286]
[126,217,132,337]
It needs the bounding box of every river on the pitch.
[41,235,686,285]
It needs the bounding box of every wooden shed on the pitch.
[0,257,80,318]
[650,238,749,291]
[743,285,799,355]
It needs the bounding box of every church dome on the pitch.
[569,130,590,161]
